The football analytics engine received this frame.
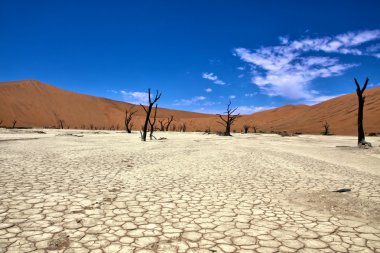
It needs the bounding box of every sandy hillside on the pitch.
[0,80,380,135]
[0,129,379,252]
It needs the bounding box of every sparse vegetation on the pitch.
[217,100,240,136]
[125,106,137,133]
[12,120,17,129]
[58,119,65,129]
[166,116,174,131]
[322,121,330,135]
[355,78,372,147]
[243,124,250,134]
[140,88,161,141]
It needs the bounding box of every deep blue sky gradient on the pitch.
[1,0,380,113]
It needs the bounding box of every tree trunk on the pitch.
[357,94,365,143]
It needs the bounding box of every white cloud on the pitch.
[173,96,206,106]
[120,90,149,104]
[202,72,226,85]
[244,93,257,97]
[229,95,236,99]
[305,94,343,105]
[237,66,245,70]
[234,29,380,101]
[236,106,274,115]
[205,88,212,92]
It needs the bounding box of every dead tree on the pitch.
[12,120,17,129]
[149,104,158,140]
[217,100,241,136]
[322,121,330,135]
[252,124,257,133]
[355,78,371,147]
[125,107,137,133]
[140,89,161,141]
[58,119,64,129]
[165,116,174,131]
[158,119,166,131]
[243,124,250,134]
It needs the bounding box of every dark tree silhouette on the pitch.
[158,119,166,131]
[355,78,372,146]
[149,104,158,140]
[243,124,250,134]
[125,107,137,133]
[217,100,241,136]
[252,124,257,133]
[140,89,162,141]
[58,119,65,129]
[322,121,330,135]
[165,115,174,131]
[12,120,17,129]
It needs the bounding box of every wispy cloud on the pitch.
[120,90,149,105]
[202,72,226,85]
[234,30,380,101]
[244,92,257,97]
[205,88,213,92]
[236,106,274,115]
[305,94,343,105]
[173,96,206,106]
[229,95,236,99]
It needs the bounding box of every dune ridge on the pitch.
[0,80,379,135]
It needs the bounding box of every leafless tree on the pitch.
[125,106,137,133]
[252,124,257,133]
[140,88,162,141]
[149,104,158,140]
[58,119,65,129]
[90,124,94,130]
[243,124,250,134]
[158,119,166,131]
[165,115,174,131]
[12,120,17,129]
[355,78,372,147]
[322,121,330,135]
[217,100,241,136]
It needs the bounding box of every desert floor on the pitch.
[0,129,379,253]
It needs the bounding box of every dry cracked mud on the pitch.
[0,129,379,252]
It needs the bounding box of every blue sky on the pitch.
[1,0,380,114]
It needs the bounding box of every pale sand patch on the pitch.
[0,129,379,252]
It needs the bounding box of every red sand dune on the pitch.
[0,80,379,135]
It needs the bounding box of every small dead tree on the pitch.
[140,89,161,141]
[158,119,166,131]
[58,119,64,129]
[322,121,330,135]
[243,124,250,134]
[125,107,137,133]
[217,100,241,136]
[355,78,372,147]
[252,124,257,133]
[12,120,17,129]
[165,116,174,131]
[149,104,158,140]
